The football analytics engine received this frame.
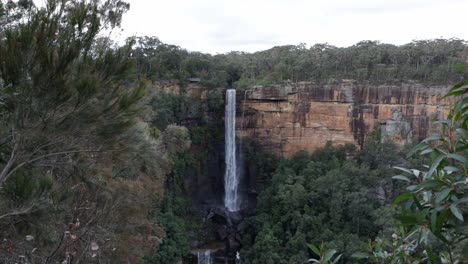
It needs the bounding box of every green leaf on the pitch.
[435,188,451,203]
[394,192,413,204]
[420,148,434,156]
[455,144,468,152]
[463,242,468,261]
[395,215,418,226]
[322,249,337,262]
[392,175,411,182]
[432,120,450,125]
[446,153,467,165]
[426,154,445,178]
[450,206,464,221]
[331,254,342,264]
[422,135,442,143]
[454,197,468,205]
[444,81,468,97]
[393,166,413,174]
[426,246,441,264]
[411,169,421,177]
[433,230,449,245]
[430,210,437,233]
[351,252,369,259]
[417,179,445,189]
[407,143,428,157]
[413,194,424,210]
[308,244,320,256]
[417,208,430,224]
[455,128,467,139]
[418,227,429,244]
[452,95,467,113]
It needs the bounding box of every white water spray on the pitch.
[198,250,212,264]
[224,89,239,212]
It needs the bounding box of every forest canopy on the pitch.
[131,36,467,88]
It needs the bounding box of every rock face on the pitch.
[237,81,452,157]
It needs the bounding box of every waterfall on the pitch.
[198,250,212,264]
[224,89,239,212]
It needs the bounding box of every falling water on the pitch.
[224,89,239,212]
[198,250,212,264]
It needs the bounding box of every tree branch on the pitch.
[0,139,18,185]
[0,204,38,221]
[0,146,105,187]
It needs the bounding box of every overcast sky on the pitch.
[117,0,466,54]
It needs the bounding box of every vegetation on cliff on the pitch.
[132,36,467,88]
[240,137,410,263]
[0,1,465,263]
[240,81,467,263]
[357,80,467,263]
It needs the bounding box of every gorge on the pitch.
[149,80,456,263]
[1,7,465,262]
[154,80,452,156]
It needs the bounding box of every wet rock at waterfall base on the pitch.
[207,207,228,225]
[215,225,228,240]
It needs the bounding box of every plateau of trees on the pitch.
[132,37,467,88]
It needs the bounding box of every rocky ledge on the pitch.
[237,80,453,156]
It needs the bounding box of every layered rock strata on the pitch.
[237,81,452,157]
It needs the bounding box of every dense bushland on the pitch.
[132,36,467,88]
[240,136,413,263]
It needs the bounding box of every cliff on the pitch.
[237,81,452,157]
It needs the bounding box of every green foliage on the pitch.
[0,1,182,263]
[142,193,192,264]
[150,93,189,129]
[148,91,209,131]
[354,80,467,263]
[0,0,141,185]
[142,152,199,264]
[308,243,343,264]
[360,128,405,170]
[241,142,401,263]
[133,38,467,86]
[131,36,232,86]
[206,88,224,113]
[1,169,52,203]
[244,140,280,188]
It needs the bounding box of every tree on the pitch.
[0,1,160,262]
[0,0,143,186]
[354,77,467,263]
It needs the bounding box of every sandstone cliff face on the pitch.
[237,81,452,157]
